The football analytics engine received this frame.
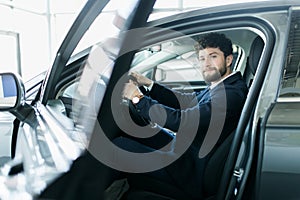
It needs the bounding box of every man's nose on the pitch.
[203,57,212,66]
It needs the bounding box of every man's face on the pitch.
[198,47,232,83]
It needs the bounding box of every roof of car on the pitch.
[150,0,300,22]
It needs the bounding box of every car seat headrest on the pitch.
[248,36,264,75]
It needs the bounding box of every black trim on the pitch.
[253,102,275,199]
[54,54,88,96]
[11,118,20,158]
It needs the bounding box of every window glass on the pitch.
[55,0,142,144]
[71,1,144,57]
[71,13,120,57]
[279,13,300,98]
[279,68,300,98]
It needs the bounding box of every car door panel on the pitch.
[258,102,300,200]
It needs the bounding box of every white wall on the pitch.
[0,0,86,81]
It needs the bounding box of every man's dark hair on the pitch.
[194,32,233,57]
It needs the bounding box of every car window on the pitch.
[50,0,142,135]
[58,0,143,104]
[279,62,300,98]
[71,0,138,57]
[278,23,300,99]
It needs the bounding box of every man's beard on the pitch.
[202,65,227,83]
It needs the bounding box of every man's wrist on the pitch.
[132,93,144,104]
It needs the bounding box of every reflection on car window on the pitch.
[72,0,138,57]
[70,45,114,142]
[53,0,140,144]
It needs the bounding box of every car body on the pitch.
[0,0,300,199]
[0,71,45,161]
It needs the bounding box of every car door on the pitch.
[253,8,300,200]
[37,0,158,199]
[221,4,300,200]
[0,0,158,199]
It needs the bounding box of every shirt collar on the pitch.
[209,71,237,90]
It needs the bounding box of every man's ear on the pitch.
[226,54,233,67]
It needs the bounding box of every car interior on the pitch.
[40,27,266,200]
[118,31,265,200]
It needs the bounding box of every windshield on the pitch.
[72,0,138,57]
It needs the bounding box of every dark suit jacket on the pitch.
[134,72,248,198]
[136,71,247,145]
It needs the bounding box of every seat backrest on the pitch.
[203,131,235,197]
[244,36,264,87]
[203,36,265,199]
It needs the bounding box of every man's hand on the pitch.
[129,71,153,87]
[122,80,143,100]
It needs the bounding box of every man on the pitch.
[121,32,248,198]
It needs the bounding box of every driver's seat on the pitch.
[121,131,235,200]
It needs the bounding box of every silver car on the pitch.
[0,0,300,199]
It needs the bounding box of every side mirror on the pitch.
[0,72,33,122]
[0,72,25,111]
